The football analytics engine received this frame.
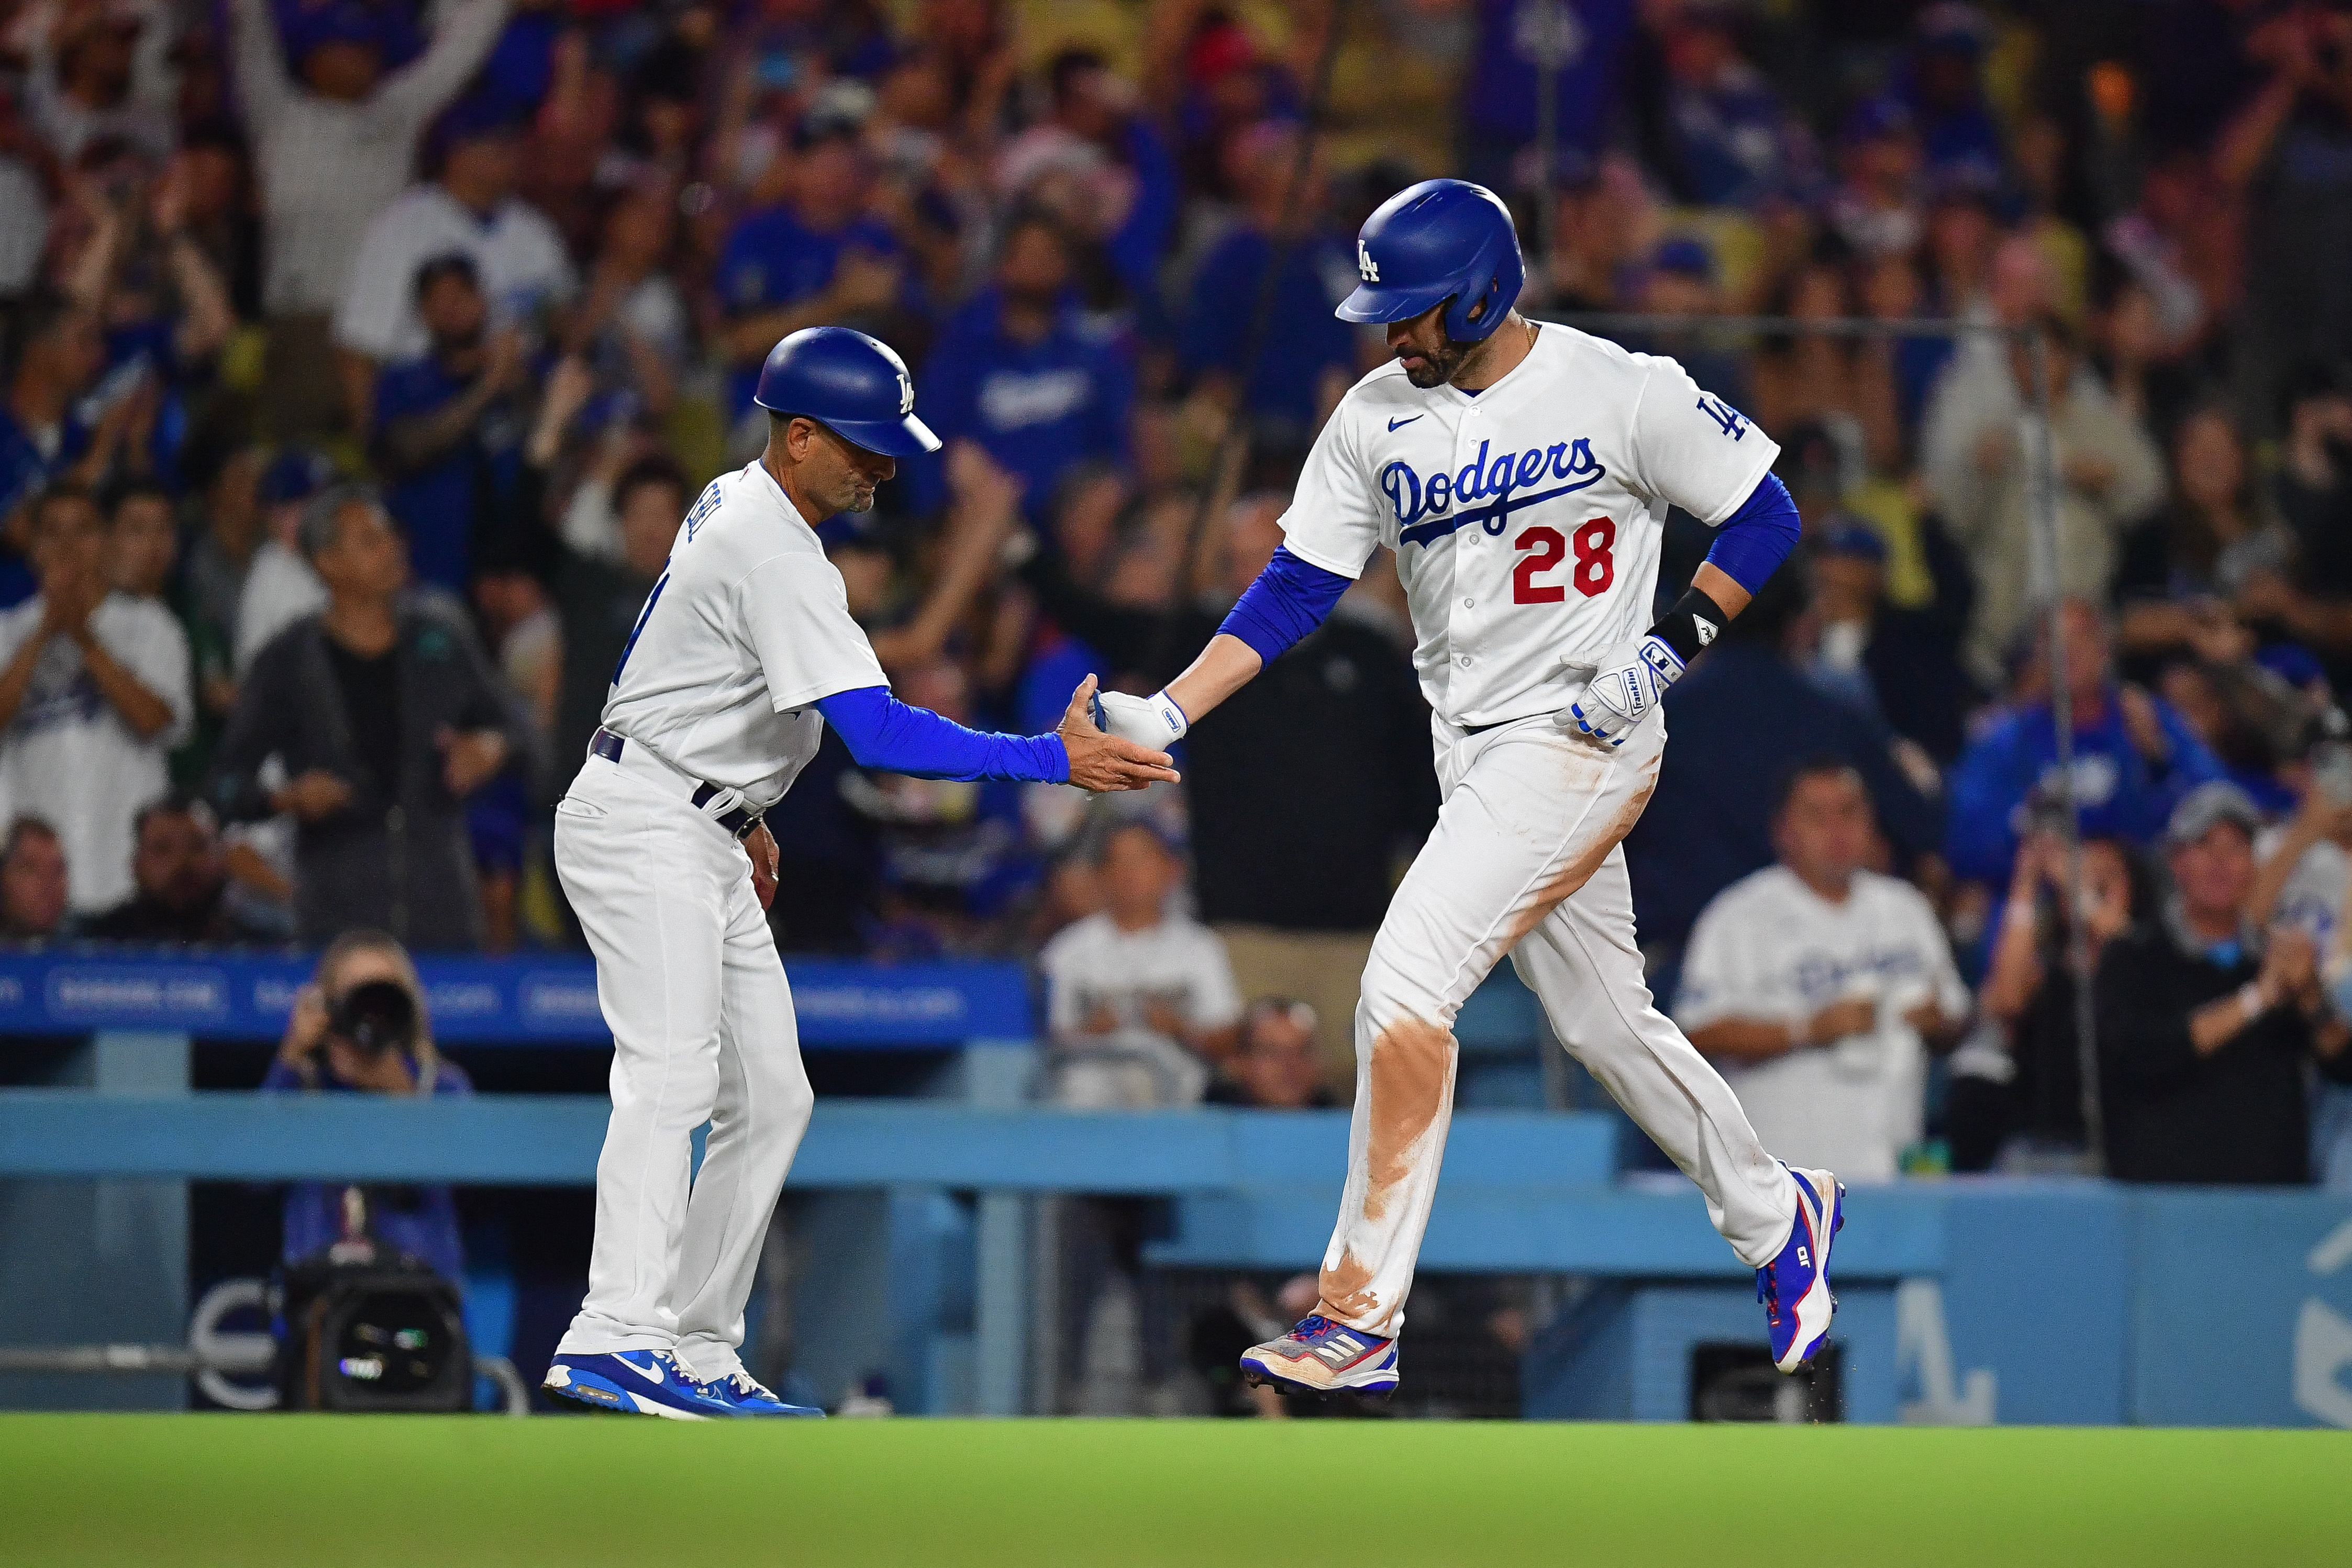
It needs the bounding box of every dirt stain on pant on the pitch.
[1317,1012,1454,1327]
[1499,758,1659,953]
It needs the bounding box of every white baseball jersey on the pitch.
[1674,865,1968,1182]
[596,460,884,807]
[1279,324,1779,729]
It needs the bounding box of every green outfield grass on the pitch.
[4,1415,2346,1567]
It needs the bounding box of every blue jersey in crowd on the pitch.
[1944,691,2229,885]
[914,290,1134,517]
[718,206,904,416]
[1459,0,1638,152]
[1182,227,1360,437]
[373,355,523,594]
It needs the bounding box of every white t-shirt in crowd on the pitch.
[332,184,576,363]
[1275,323,1778,729]
[234,539,329,676]
[0,593,193,913]
[595,461,885,807]
[1675,864,1968,1183]
[1038,910,1244,1105]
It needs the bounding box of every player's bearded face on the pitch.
[1388,302,1473,389]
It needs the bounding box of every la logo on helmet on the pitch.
[1358,239,1379,283]
[896,371,914,416]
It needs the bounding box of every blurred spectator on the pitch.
[0,95,47,303]
[1945,598,2228,887]
[1625,575,1939,956]
[81,793,280,943]
[1180,120,1359,443]
[334,101,573,431]
[0,483,191,914]
[1902,5,2004,190]
[262,928,470,1279]
[569,180,690,424]
[1826,97,1923,261]
[917,213,1136,518]
[185,447,268,655]
[106,480,174,600]
[1951,832,2143,1171]
[0,298,113,596]
[1933,315,2165,686]
[1182,494,1437,1094]
[1204,998,1336,1109]
[2114,406,2289,664]
[1646,3,1811,209]
[369,254,530,593]
[1679,758,1968,1182]
[1622,239,1748,415]
[1038,821,1242,1108]
[1802,521,1974,764]
[2269,361,2352,690]
[227,0,512,440]
[0,816,69,941]
[1017,47,1180,302]
[2217,0,2352,435]
[1455,0,1638,192]
[21,0,176,163]
[1747,261,1902,481]
[550,453,682,786]
[232,448,332,675]
[209,484,518,949]
[2096,783,2342,1184]
[717,117,908,426]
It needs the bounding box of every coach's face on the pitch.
[782,417,896,517]
[1388,299,1478,390]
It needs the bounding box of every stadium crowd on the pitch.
[3,0,2352,1196]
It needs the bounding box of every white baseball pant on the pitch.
[1316,713,1798,1339]
[552,747,814,1380]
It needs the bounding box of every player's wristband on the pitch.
[1646,585,1733,670]
[2238,980,2274,1018]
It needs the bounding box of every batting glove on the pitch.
[1562,636,1684,748]
[1092,688,1189,745]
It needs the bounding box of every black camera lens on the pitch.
[329,978,418,1056]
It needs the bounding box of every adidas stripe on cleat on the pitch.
[1238,1314,1401,1397]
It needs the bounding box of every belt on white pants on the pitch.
[587,727,765,839]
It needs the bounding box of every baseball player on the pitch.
[1094,180,1840,1395]
[542,327,1177,1418]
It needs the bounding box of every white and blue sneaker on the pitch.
[701,1370,826,1418]
[1757,1165,1845,1373]
[1239,1314,1401,1397]
[542,1350,733,1419]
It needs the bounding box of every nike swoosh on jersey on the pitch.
[1388,415,1423,431]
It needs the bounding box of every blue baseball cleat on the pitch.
[542,1350,733,1419]
[701,1370,826,1418]
[1239,1314,1401,1397]
[1757,1165,1845,1373]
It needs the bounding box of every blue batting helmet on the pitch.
[752,326,941,457]
[1336,179,1525,345]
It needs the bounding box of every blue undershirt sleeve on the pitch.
[1702,473,1801,595]
[814,686,1070,784]
[1216,546,1351,666]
